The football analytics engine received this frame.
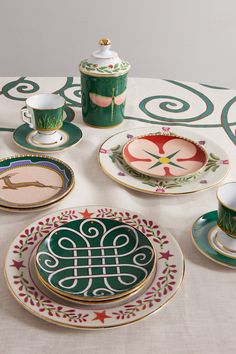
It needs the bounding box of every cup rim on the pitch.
[217,182,236,211]
[26,93,65,110]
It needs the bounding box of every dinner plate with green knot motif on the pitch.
[4,206,184,329]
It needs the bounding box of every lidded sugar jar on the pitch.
[79,38,131,128]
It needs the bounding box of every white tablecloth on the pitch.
[0,77,235,354]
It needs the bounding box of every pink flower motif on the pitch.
[108,64,113,68]
[162,127,170,132]
[99,148,110,154]
[118,171,125,176]
[219,160,229,164]
[232,216,236,220]
[198,140,206,145]
[127,134,134,139]
[156,188,165,193]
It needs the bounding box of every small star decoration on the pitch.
[92,310,111,323]
[79,209,94,218]
[159,251,173,260]
[10,260,25,270]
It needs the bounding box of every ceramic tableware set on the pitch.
[3,38,234,329]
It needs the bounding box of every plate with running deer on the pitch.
[0,155,74,209]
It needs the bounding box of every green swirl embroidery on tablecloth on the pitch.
[54,77,81,108]
[200,83,229,90]
[221,96,236,145]
[0,127,15,132]
[0,77,236,144]
[124,115,236,129]
[1,77,40,101]
[139,80,214,123]
[0,77,40,131]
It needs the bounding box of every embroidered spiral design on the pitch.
[139,80,214,123]
[1,77,40,101]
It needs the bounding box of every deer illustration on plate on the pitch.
[0,173,62,190]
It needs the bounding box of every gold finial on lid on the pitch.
[99,38,111,46]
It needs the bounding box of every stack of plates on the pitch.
[98,126,229,196]
[35,216,156,305]
[0,155,74,212]
[5,206,184,329]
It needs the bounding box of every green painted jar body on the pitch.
[81,73,128,127]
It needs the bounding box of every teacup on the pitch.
[216,182,236,251]
[21,93,66,144]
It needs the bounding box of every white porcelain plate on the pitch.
[5,206,184,329]
[98,127,229,195]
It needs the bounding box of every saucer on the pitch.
[192,210,236,268]
[208,227,236,259]
[32,130,62,145]
[35,218,156,302]
[13,121,83,153]
[5,206,184,329]
[122,133,208,179]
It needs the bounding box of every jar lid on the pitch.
[79,38,130,77]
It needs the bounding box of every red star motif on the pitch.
[159,251,173,260]
[10,260,25,270]
[79,209,94,218]
[92,310,111,323]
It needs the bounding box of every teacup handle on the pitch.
[21,108,33,128]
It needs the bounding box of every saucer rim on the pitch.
[13,121,83,153]
[191,210,236,269]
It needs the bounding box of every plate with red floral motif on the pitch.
[122,134,208,179]
[99,126,229,195]
[4,206,184,329]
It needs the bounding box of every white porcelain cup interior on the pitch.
[217,182,236,210]
[26,93,65,109]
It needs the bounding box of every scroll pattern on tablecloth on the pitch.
[0,77,236,144]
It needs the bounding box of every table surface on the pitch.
[0,77,235,354]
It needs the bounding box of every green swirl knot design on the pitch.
[54,77,81,108]
[158,97,190,113]
[1,77,40,101]
[139,80,214,123]
[221,96,236,145]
